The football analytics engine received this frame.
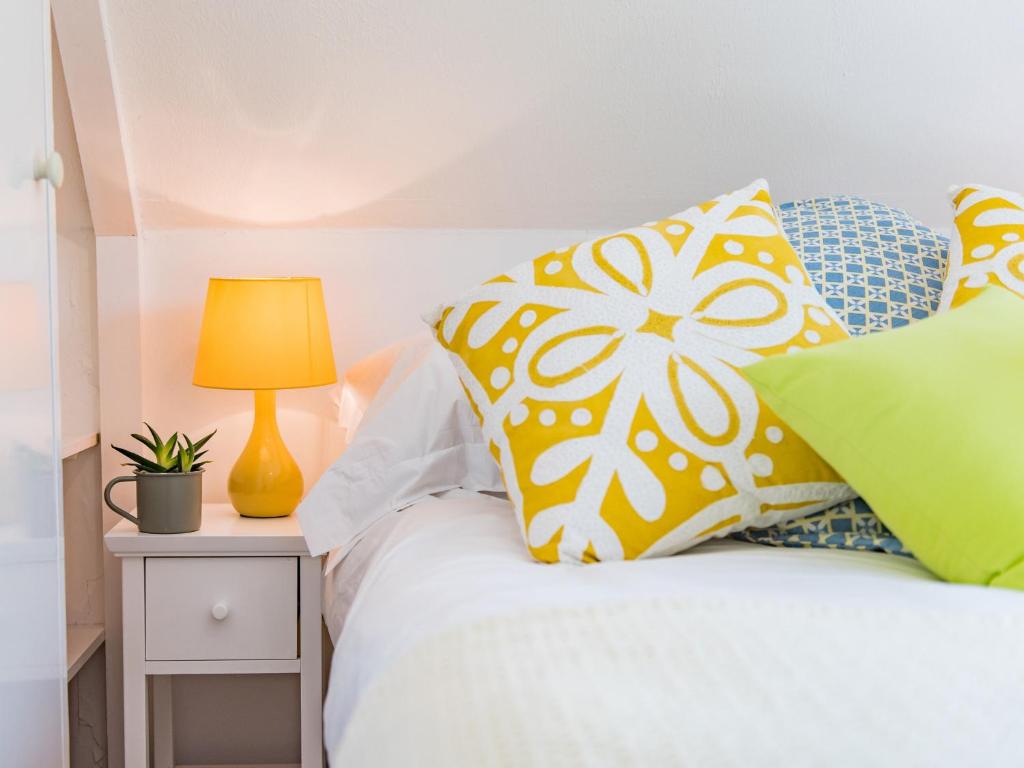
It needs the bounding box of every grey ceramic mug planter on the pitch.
[103,470,203,534]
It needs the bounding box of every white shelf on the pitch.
[60,431,99,460]
[66,623,104,680]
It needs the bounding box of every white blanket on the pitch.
[324,492,1024,766]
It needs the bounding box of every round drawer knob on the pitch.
[34,151,64,189]
[211,602,230,621]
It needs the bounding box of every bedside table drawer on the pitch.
[145,556,297,661]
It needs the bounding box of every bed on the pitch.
[321,490,1024,767]
[301,193,1024,766]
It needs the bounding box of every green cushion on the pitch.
[742,286,1024,589]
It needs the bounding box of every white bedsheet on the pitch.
[323,491,1024,766]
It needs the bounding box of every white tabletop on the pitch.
[105,503,311,557]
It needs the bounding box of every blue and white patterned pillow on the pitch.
[733,196,949,558]
[736,498,909,556]
[781,196,948,334]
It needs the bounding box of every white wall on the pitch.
[102,0,1024,232]
[54,24,100,451]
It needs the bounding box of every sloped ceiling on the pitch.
[103,0,1024,230]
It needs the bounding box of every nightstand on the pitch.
[105,503,323,768]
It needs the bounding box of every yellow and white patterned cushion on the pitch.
[427,180,854,564]
[940,184,1024,310]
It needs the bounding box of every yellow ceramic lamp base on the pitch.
[229,390,303,518]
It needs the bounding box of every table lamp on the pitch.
[193,277,337,517]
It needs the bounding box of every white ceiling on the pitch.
[103,0,1024,230]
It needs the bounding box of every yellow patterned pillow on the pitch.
[427,180,854,563]
[941,184,1024,310]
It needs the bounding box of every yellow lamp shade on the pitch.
[193,277,337,390]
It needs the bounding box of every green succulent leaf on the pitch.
[141,423,179,469]
[157,433,178,469]
[192,430,216,452]
[177,435,196,472]
[112,445,167,473]
[144,422,165,451]
[130,433,158,453]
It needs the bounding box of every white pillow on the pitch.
[298,332,504,563]
[330,337,410,445]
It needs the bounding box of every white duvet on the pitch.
[323,491,1024,767]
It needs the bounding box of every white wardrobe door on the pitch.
[0,0,69,766]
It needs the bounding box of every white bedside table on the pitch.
[106,503,324,768]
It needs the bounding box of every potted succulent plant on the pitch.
[103,424,215,533]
